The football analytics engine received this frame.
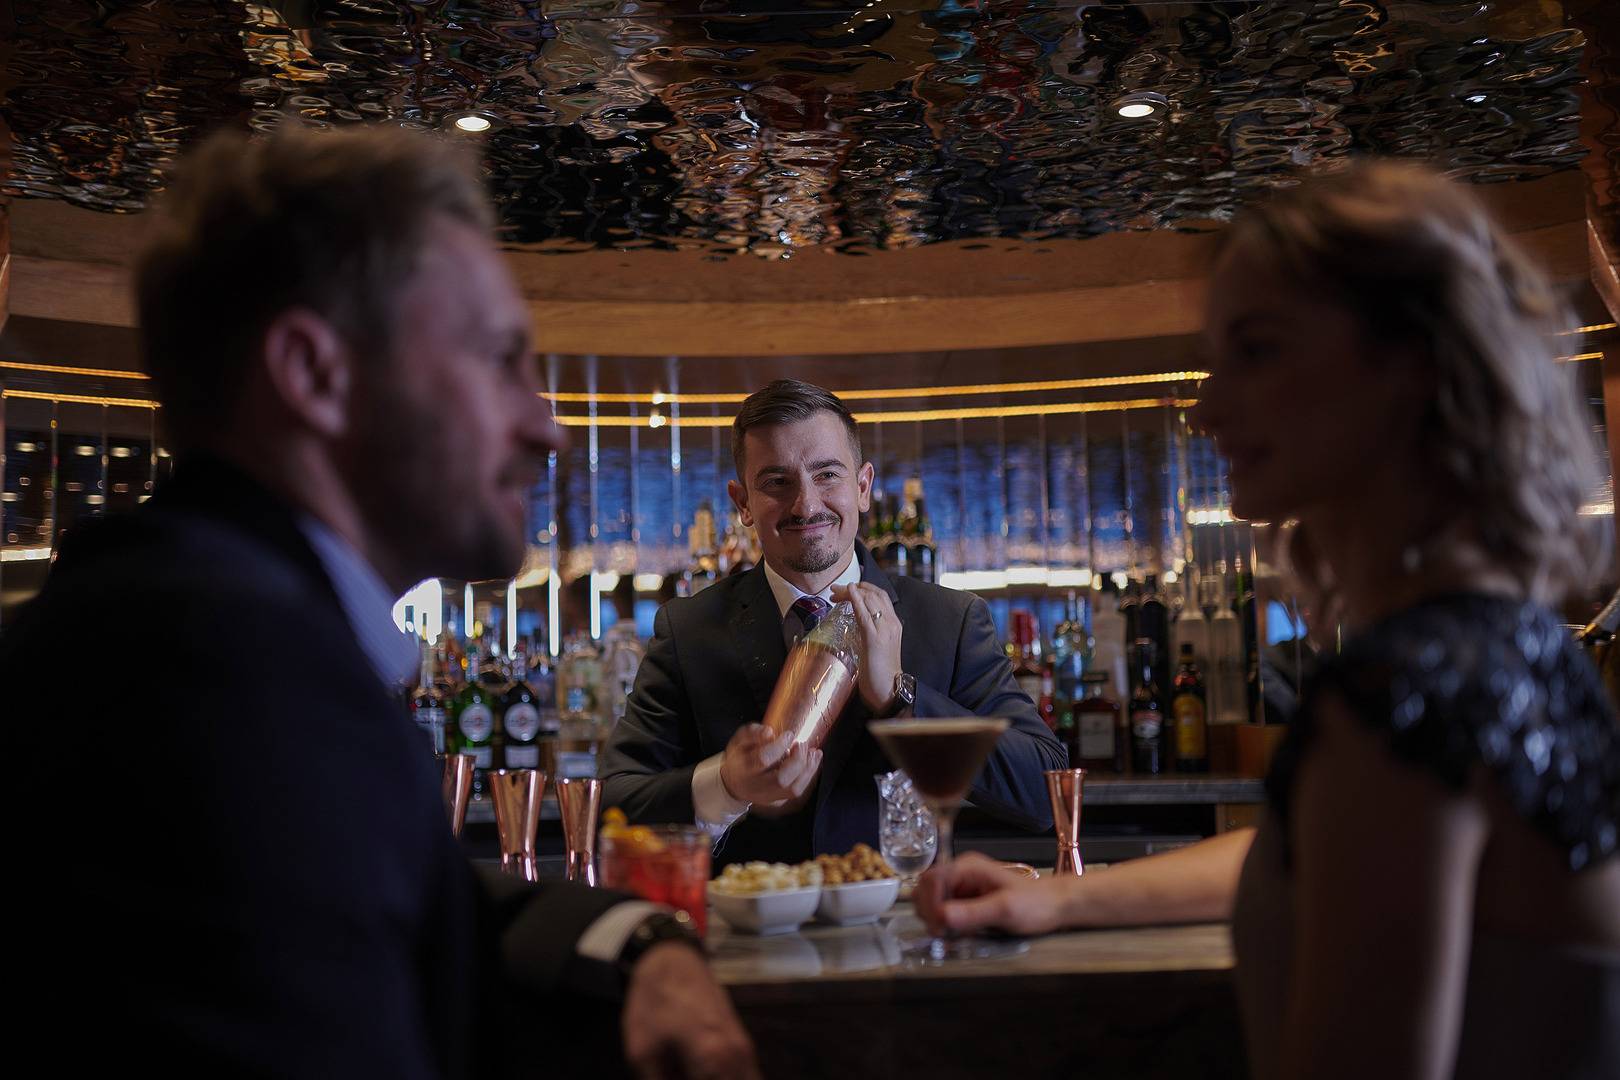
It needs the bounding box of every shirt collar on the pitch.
[760,547,861,621]
[296,516,420,694]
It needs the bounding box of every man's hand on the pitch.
[718,724,822,816]
[622,941,760,1080]
[832,582,903,713]
[914,851,1067,938]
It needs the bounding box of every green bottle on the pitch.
[452,650,499,798]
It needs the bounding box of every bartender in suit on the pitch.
[601,380,1066,865]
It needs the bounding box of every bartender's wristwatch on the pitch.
[617,909,703,981]
[885,671,917,717]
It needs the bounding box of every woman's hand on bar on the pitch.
[622,941,761,1080]
[915,852,1069,937]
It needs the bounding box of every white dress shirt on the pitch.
[691,548,862,838]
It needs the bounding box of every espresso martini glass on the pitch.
[868,716,1027,962]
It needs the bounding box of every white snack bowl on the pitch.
[709,884,822,935]
[815,877,900,926]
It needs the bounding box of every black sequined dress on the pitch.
[1231,594,1620,1080]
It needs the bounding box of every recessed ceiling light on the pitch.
[451,113,493,133]
[1113,91,1169,119]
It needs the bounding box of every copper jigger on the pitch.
[555,776,603,886]
[490,768,547,882]
[1044,768,1086,877]
[441,753,475,838]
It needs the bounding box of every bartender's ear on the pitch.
[727,478,753,528]
[857,461,874,513]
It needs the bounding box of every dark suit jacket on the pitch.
[600,544,1067,865]
[7,458,630,1079]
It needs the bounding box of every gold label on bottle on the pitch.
[1173,695,1206,759]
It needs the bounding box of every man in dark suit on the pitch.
[601,381,1066,866]
[6,125,756,1079]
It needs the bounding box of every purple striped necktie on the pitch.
[791,595,831,635]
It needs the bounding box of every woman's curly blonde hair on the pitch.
[1222,161,1607,607]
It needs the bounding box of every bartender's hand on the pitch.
[915,852,1067,938]
[623,941,760,1080]
[719,724,823,815]
[831,582,903,713]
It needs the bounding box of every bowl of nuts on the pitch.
[709,861,823,935]
[812,844,900,926]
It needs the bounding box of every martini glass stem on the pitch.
[934,804,957,874]
[928,803,960,958]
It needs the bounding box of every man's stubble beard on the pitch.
[352,382,523,586]
[783,534,845,576]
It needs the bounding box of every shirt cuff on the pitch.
[692,752,750,839]
[574,900,666,964]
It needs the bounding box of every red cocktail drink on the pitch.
[598,825,710,935]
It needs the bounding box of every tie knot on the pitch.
[791,595,831,632]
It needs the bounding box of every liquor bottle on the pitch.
[1139,574,1171,699]
[438,634,467,694]
[526,645,562,772]
[1174,570,1212,685]
[908,477,938,584]
[1171,642,1209,772]
[451,648,499,797]
[499,648,544,768]
[1072,671,1120,773]
[683,503,720,595]
[1037,665,1058,733]
[556,632,605,778]
[1209,570,1248,724]
[409,640,448,756]
[1090,582,1128,711]
[1050,592,1090,744]
[877,494,909,579]
[1010,611,1043,706]
[477,634,509,693]
[1129,639,1165,775]
[600,620,646,729]
[1118,577,1142,662]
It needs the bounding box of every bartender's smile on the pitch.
[782,515,838,535]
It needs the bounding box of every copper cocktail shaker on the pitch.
[762,600,863,751]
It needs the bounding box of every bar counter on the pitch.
[707,903,1246,1079]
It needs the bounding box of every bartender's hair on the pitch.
[135,121,493,449]
[1223,161,1604,604]
[732,379,864,478]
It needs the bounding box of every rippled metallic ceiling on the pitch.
[1,0,1592,258]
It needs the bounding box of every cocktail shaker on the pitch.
[762,600,863,751]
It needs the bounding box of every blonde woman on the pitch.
[919,164,1620,1080]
